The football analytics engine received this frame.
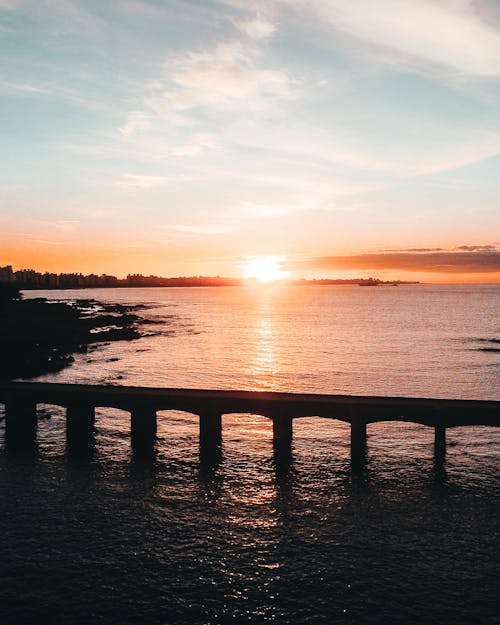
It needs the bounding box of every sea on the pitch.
[0,284,499,625]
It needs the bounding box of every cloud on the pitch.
[119,111,151,138]
[169,132,221,157]
[50,220,80,232]
[234,18,277,40]
[115,173,189,191]
[454,244,498,252]
[237,201,307,218]
[15,232,65,246]
[0,78,111,111]
[113,241,156,250]
[170,224,234,234]
[385,244,500,253]
[122,24,295,140]
[163,41,295,111]
[411,136,500,176]
[111,6,496,183]
[31,219,80,232]
[294,248,500,274]
[290,0,500,77]
[383,247,445,253]
[0,80,50,95]
[1,0,105,36]
[229,121,500,177]
[132,21,296,131]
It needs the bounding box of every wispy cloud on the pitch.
[237,201,307,219]
[169,132,221,157]
[110,5,498,188]
[124,18,296,139]
[0,0,106,37]
[15,232,66,246]
[161,40,295,112]
[115,173,191,191]
[119,111,152,138]
[33,219,80,232]
[113,241,157,250]
[384,244,499,253]
[295,0,500,77]
[0,77,112,111]
[383,247,445,253]
[228,121,500,177]
[170,224,235,234]
[234,17,277,40]
[293,246,500,274]
[454,244,498,252]
[0,80,50,95]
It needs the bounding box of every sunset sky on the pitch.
[1,0,499,282]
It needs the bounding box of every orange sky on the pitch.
[2,239,499,284]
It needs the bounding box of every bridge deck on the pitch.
[0,381,498,426]
[0,382,498,467]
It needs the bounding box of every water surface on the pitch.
[1,284,498,624]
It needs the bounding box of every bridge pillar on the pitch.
[199,411,222,469]
[131,407,157,454]
[199,411,222,446]
[272,415,293,452]
[434,425,446,462]
[66,403,95,455]
[5,399,37,451]
[272,415,293,472]
[350,421,367,471]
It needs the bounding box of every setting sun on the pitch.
[243,256,290,284]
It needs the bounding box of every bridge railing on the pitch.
[0,382,498,466]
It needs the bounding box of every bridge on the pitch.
[0,382,498,468]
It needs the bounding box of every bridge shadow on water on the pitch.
[1,417,458,492]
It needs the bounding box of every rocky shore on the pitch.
[0,284,153,381]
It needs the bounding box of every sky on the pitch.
[1,0,500,282]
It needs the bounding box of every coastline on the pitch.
[0,288,156,381]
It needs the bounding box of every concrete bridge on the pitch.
[0,382,498,467]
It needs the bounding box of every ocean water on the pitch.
[0,284,499,624]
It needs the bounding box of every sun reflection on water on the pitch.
[248,298,280,390]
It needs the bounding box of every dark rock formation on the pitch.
[0,284,149,381]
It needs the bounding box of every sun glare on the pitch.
[243,256,290,284]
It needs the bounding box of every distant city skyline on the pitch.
[1,1,500,283]
[0,263,420,288]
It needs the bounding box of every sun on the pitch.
[243,256,290,284]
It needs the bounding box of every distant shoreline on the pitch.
[0,264,422,289]
[14,278,420,290]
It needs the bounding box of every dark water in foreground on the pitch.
[1,285,499,624]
